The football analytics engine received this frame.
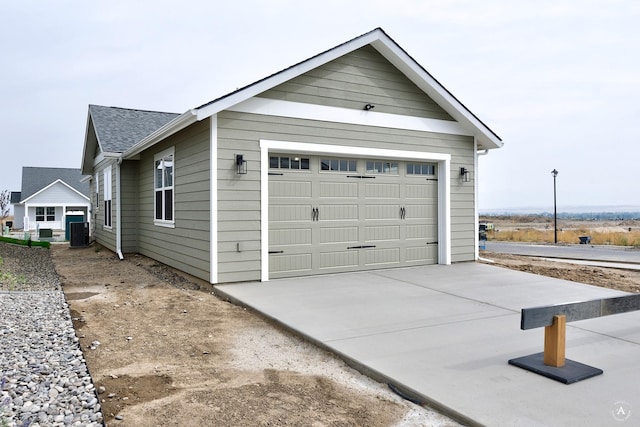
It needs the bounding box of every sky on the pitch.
[1,0,639,212]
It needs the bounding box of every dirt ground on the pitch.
[52,245,459,427]
[480,252,640,293]
[51,244,640,427]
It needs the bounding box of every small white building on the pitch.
[11,167,91,233]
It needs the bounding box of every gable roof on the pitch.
[21,179,90,204]
[123,27,502,159]
[89,105,179,153]
[17,167,89,202]
[81,105,179,173]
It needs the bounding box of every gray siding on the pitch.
[136,119,211,281]
[259,45,453,121]
[92,159,117,252]
[217,111,475,282]
[120,160,139,253]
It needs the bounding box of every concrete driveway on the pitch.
[215,263,640,426]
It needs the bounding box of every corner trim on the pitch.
[210,115,218,284]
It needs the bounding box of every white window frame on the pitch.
[103,166,112,229]
[154,147,175,228]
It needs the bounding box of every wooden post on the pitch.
[543,315,566,367]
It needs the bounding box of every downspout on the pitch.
[115,157,124,260]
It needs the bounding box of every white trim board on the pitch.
[210,115,218,284]
[259,139,451,282]
[229,98,471,136]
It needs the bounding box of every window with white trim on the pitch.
[36,207,55,222]
[95,173,99,212]
[154,148,174,224]
[103,166,112,228]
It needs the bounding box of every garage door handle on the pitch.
[311,207,319,221]
[269,250,284,254]
[347,245,377,249]
[400,207,406,219]
[426,242,438,245]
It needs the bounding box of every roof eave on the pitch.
[123,110,198,159]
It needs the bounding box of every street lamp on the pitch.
[551,169,558,244]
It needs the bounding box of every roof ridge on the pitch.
[89,104,178,115]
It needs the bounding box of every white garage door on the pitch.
[268,154,438,278]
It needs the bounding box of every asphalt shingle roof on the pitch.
[19,167,89,201]
[89,105,179,153]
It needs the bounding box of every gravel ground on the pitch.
[0,242,103,426]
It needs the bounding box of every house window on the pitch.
[406,162,436,176]
[95,173,99,212]
[103,166,112,228]
[154,148,174,224]
[366,160,398,174]
[320,158,357,172]
[35,207,55,222]
[269,156,310,170]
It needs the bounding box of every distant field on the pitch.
[480,215,640,246]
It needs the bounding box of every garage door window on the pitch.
[407,162,436,176]
[321,158,357,172]
[366,160,398,174]
[270,156,309,170]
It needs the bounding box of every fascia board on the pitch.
[195,31,380,121]
[81,112,100,174]
[123,110,198,159]
[21,179,90,204]
[370,38,503,150]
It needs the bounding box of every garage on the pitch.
[268,152,439,278]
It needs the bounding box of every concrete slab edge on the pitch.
[212,285,485,427]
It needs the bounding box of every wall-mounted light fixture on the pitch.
[236,154,247,175]
[364,103,375,111]
[460,167,470,182]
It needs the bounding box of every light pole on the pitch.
[551,169,558,244]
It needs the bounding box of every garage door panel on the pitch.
[320,226,358,244]
[320,250,359,269]
[270,205,311,222]
[365,182,400,198]
[406,246,438,263]
[321,205,358,221]
[269,180,312,197]
[270,253,312,274]
[405,204,437,220]
[270,228,312,246]
[365,225,400,242]
[365,204,400,220]
[406,183,437,199]
[405,224,432,240]
[319,181,358,198]
[365,248,400,266]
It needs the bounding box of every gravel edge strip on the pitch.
[1,243,103,427]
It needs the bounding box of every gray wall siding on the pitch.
[259,45,453,121]
[92,158,117,252]
[136,119,211,281]
[217,110,475,282]
[120,160,139,253]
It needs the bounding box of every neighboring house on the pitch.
[11,167,90,232]
[80,28,503,284]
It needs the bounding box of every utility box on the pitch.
[70,222,90,248]
[65,213,85,241]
